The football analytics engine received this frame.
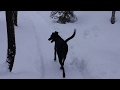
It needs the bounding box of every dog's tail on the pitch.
[65,29,76,42]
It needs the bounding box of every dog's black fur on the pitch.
[48,29,76,78]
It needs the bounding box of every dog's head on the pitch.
[48,31,58,43]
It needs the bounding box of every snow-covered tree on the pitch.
[50,11,77,24]
[111,11,115,24]
[6,11,16,72]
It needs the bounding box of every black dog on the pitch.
[48,29,76,78]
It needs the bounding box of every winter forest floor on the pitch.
[0,11,120,79]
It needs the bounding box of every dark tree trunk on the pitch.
[111,11,116,24]
[13,11,18,26]
[6,11,16,72]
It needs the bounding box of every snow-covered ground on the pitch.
[0,11,120,79]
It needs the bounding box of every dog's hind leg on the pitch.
[62,66,65,78]
[54,45,57,61]
[62,56,66,66]
[59,61,66,78]
[62,59,66,78]
[59,58,63,69]
[59,59,66,78]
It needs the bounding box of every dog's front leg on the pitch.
[54,45,57,61]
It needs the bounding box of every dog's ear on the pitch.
[55,31,58,35]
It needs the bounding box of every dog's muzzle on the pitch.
[48,38,54,43]
[48,38,51,41]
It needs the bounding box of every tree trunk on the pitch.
[6,11,16,72]
[111,11,115,24]
[13,11,18,26]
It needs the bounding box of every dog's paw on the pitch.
[60,67,63,70]
[54,59,56,61]
[63,73,65,78]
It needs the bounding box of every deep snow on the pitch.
[0,11,120,79]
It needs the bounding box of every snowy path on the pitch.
[27,11,63,78]
[27,12,45,78]
[24,11,120,79]
[0,11,98,79]
[26,11,94,79]
[1,11,120,79]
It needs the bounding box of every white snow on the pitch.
[0,11,120,79]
